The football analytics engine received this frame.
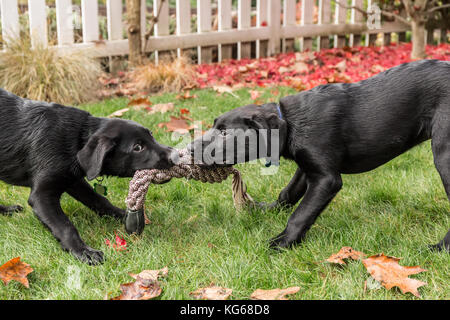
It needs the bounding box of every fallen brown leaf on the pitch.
[292,62,309,74]
[251,287,300,300]
[213,85,239,98]
[334,60,347,73]
[111,267,168,300]
[148,102,174,114]
[326,246,366,265]
[0,257,34,288]
[127,97,152,109]
[158,116,195,134]
[362,254,427,297]
[108,107,130,118]
[190,285,232,300]
[176,91,197,100]
[278,66,291,74]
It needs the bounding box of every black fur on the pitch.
[0,89,175,264]
[191,60,450,252]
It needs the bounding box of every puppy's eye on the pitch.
[133,144,144,152]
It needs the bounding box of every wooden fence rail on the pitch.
[0,0,444,64]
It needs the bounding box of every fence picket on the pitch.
[350,0,364,46]
[154,0,170,64]
[256,0,268,58]
[28,0,48,47]
[176,0,191,58]
[283,0,296,53]
[318,0,332,49]
[81,0,99,43]
[238,0,252,59]
[334,0,347,48]
[0,0,20,44]
[301,0,315,51]
[267,0,281,55]
[197,0,213,64]
[218,0,233,61]
[56,0,74,46]
[107,0,123,41]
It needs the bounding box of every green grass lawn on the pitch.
[0,87,449,300]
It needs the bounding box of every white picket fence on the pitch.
[0,0,414,64]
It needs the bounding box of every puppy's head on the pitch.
[77,119,175,180]
[189,103,286,166]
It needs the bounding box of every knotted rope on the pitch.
[124,149,253,234]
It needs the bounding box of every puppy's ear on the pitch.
[244,115,265,129]
[245,114,283,130]
[77,135,115,180]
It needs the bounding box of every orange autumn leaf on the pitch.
[190,285,233,300]
[251,286,300,300]
[362,254,427,297]
[176,91,197,100]
[326,246,366,265]
[111,267,168,300]
[127,97,152,109]
[0,257,34,288]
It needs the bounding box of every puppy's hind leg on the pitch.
[430,120,450,252]
[0,204,23,215]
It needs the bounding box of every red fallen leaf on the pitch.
[362,254,427,297]
[251,287,300,300]
[180,108,190,115]
[193,43,450,93]
[250,90,261,100]
[190,285,232,300]
[326,247,366,265]
[111,267,168,300]
[0,257,34,288]
[105,232,127,251]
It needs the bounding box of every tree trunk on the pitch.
[126,0,142,66]
[411,19,426,59]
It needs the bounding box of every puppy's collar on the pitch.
[276,104,283,120]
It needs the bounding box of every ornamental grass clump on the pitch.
[131,55,196,93]
[0,35,101,105]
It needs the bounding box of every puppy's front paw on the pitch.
[0,205,24,215]
[73,246,105,265]
[269,232,292,250]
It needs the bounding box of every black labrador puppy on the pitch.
[190,59,450,252]
[0,89,174,264]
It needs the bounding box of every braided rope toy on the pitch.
[123,149,254,234]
